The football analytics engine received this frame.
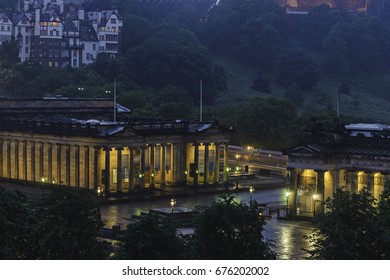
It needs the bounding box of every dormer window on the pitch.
[111,18,116,24]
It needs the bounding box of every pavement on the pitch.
[0,175,289,205]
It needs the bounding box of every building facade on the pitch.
[284,121,388,216]
[0,98,231,195]
[0,0,122,68]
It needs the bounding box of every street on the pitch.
[100,186,315,260]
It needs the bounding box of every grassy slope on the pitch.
[213,54,390,123]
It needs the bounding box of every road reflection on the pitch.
[100,187,315,260]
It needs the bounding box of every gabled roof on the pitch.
[63,19,78,32]
[12,13,31,25]
[80,20,98,41]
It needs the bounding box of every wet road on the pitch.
[100,187,315,260]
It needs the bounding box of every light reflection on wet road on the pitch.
[100,187,315,260]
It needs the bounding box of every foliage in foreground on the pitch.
[305,186,390,260]
[0,186,108,260]
[116,195,276,260]
[191,195,276,260]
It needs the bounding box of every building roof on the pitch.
[284,121,390,158]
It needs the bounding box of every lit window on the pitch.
[51,22,59,27]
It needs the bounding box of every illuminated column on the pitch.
[315,169,325,215]
[75,145,80,189]
[374,173,384,201]
[129,147,134,191]
[65,145,70,186]
[22,141,27,181]
[104,147,111,195]
[56,144,62,185]
[84,146,90,190]
[213,143,220,184]
[39,142,44,180]
[140,146,146,189]
[161,144,166,187]
[223,143,229,185]
[204,143,210,185]
[116,147,123,193]
[357,171,367,193]
[150,145,155,188]
[194,142,199,190]
[93,147,100,192]
[31,141,35,182]
[7,140,11,178]
[15,140,19,179]
[47,143,52,184]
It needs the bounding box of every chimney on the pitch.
[78,9,84,20]
[24,0,29,12]
[34,5,40,36]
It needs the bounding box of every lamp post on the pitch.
[170,198,176,214]
[235,154,241,189]
[184,170,188,193]
[249,186,255,208]
[150,172,155,189]
[286,190,291,216]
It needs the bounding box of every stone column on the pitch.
[315,170,325,215]
[75,145,80,189]
[7,140,11,178]
[46,143,52,184]
[116,147,123,193]
[84,146,90,190]
[39,142,44,180]
[15,140,19,180]
[31,141,35,182]
[23,141,27,181]
[204,143,210,185]
[161,144,166,187]
[104,147,111,195]
[56,144,61,185]
[129,148,134,191]
[150,145,155,188]
[288,168,298,215]
[93,147,100,192]
[139,146,145,189]
[213,143,220,184]
[194,142,199,191]
[65,145,70,186]
[223,143,229,185]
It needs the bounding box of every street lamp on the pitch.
[313,194,320,217]
[286,191,291,216]
[249,186,255,207]
[170,198,177,214]
[150,172,155,189]
[235,154,241,189]
[184,170,188,193]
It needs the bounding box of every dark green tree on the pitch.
[377,182,390,259]
[235,97,299,150]
[117,214,192,259]
[191,195,276,260]
[305,188,382,259]
[36,187,108,260]
[0,187,38,259]
[285,83,304,106]
[277,49,320,90]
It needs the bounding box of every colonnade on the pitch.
[288,168,387,215]
[0,137,230,195]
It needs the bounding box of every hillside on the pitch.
[213,54,390,122]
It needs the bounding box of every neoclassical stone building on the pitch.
[284,120,389,216]
[0,98,231,195]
